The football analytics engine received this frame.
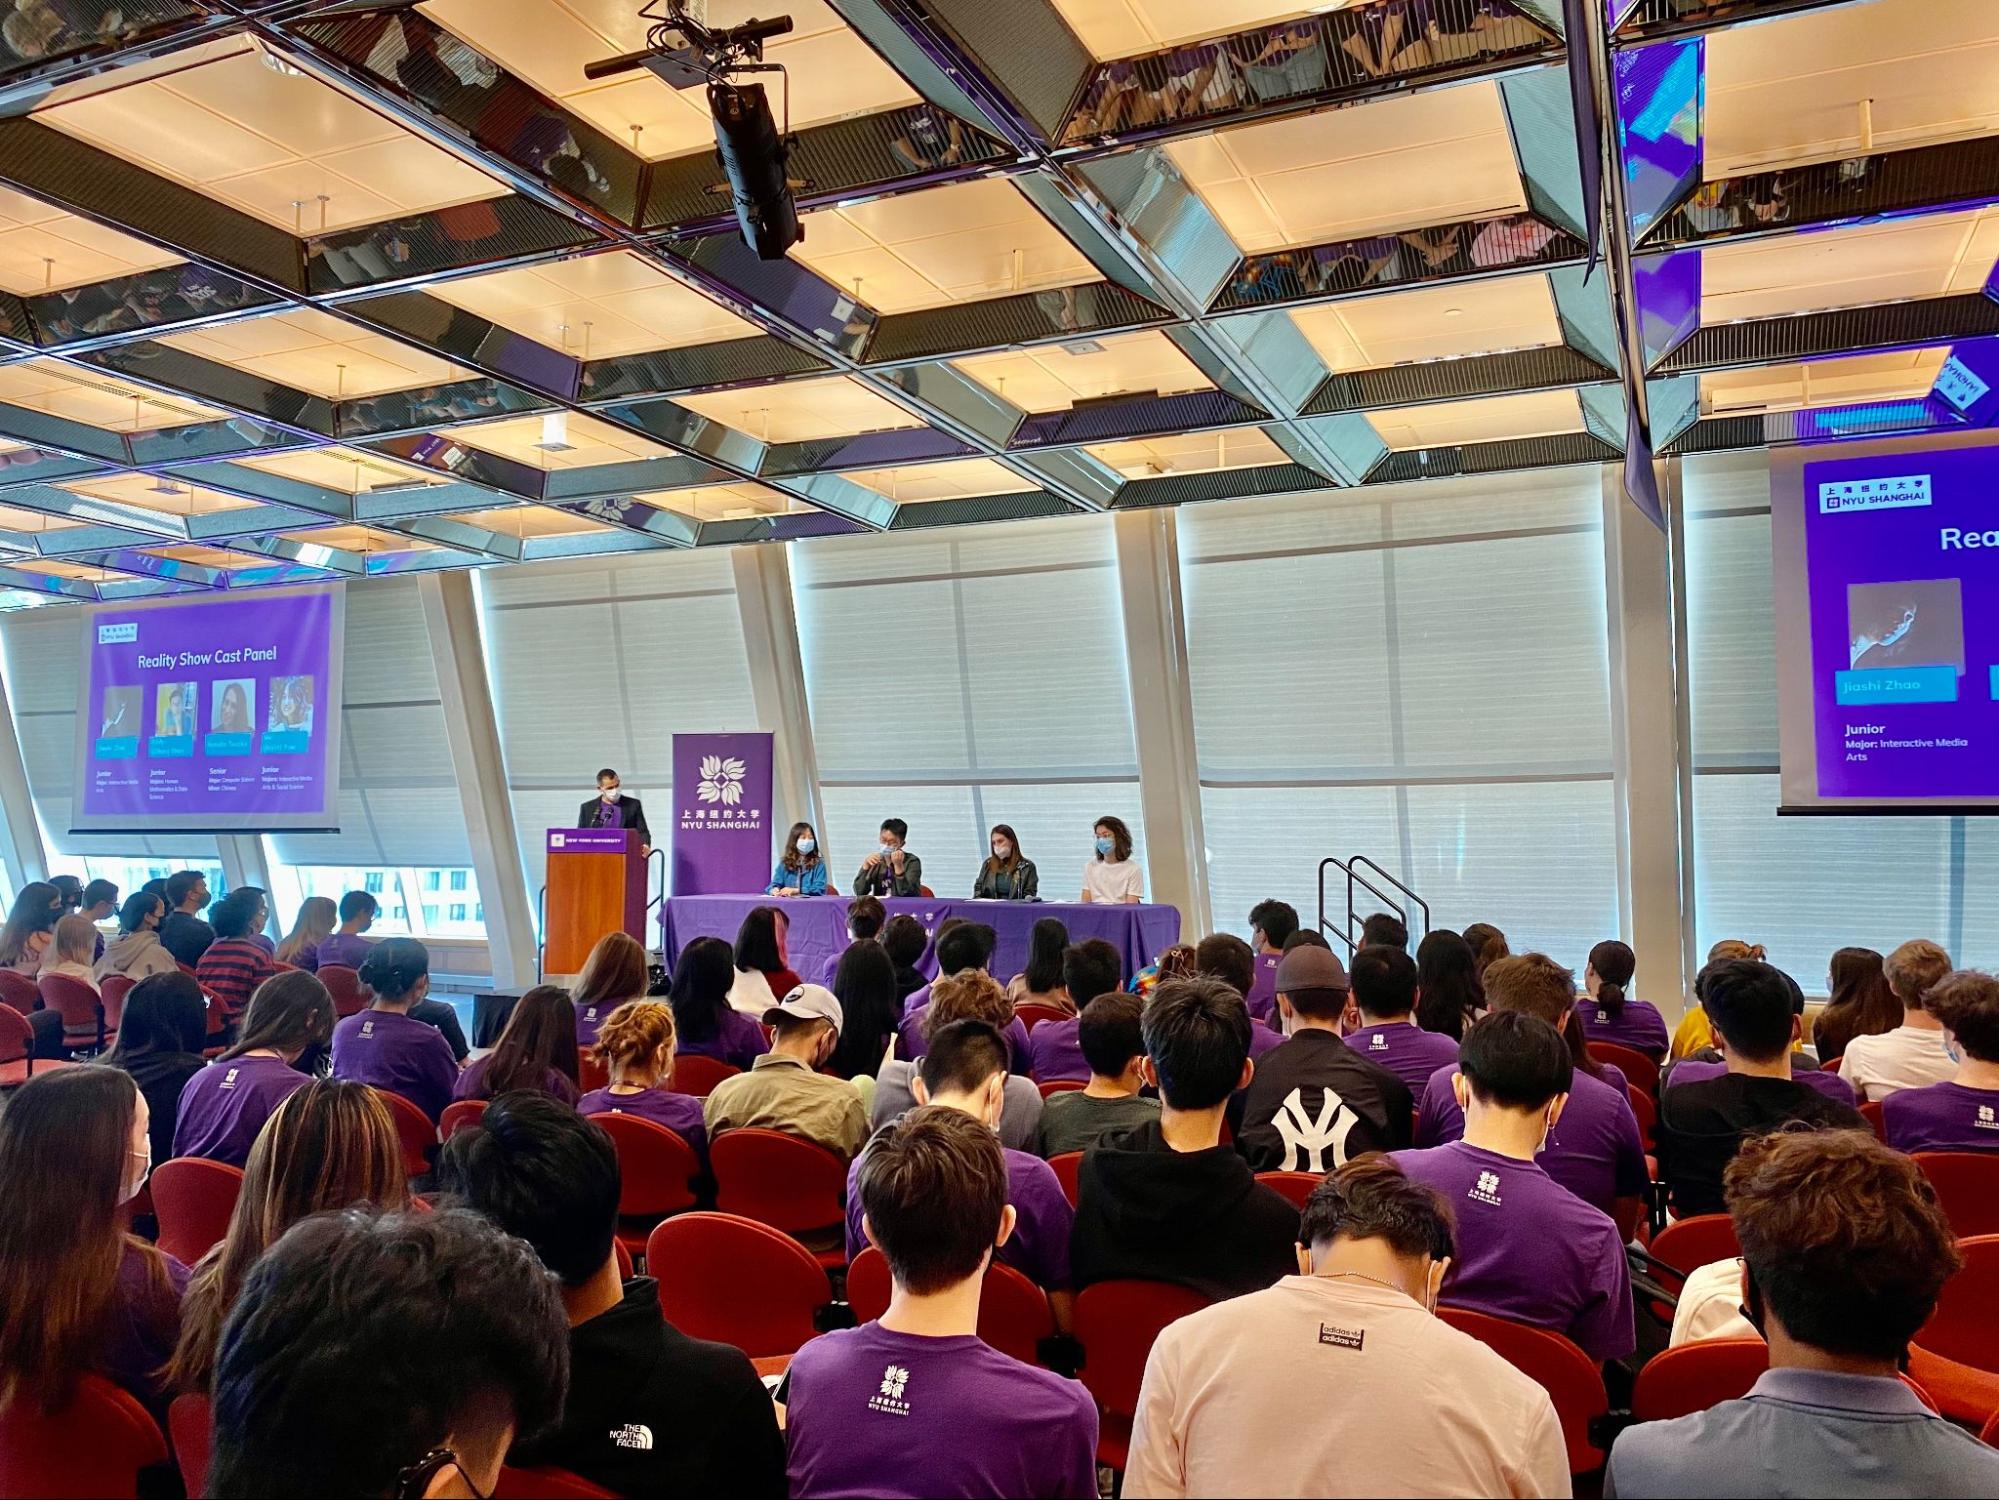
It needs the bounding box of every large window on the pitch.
[1179,467,1618,964]
[1682,451,1995,980]
[262,861,485,941]
[791,516,1145,900]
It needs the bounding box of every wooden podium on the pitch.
[544,827,647,974]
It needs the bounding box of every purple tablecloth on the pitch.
[660,896,1181,990]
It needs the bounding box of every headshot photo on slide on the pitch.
[153,681,196,737]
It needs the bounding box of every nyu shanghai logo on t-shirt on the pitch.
[610,1425,653,1451]
[868,1364,912,1417]
[1817,474,1931,514]
[1977,1105,1997,1131]
[1368,1034,1388,1051]
[360,1020,376,1038]
[219,1066,242,1091]
[1470,1171,1503,1207]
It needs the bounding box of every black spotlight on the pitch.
[708,77,801,260]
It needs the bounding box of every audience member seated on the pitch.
[1033,993,1160,1157]
[882,913,930,1003]
[899,933,1029,1067]
[1883,969,1999,1154]
[167,1080,408,1394]
[95,890,179,983]
[437,1093,783,1497]
[1008,916,1072,1011]
[850,1020,1074,1325]
[1072,977,1300,1300]
[275,896,336,971]
[158,870,216,969]
[1124,1159,1568,1498]
[311,890,380,972]
[784,1107,1097,1499]
[1239,945,1412,1173]
[205,1205,567,1498]
[1194,932,1283,1063]
[175,973,334,1167]
[826,940,900,1085]
[104,973,213,1167]
[0,880,58,975]
[670,935,770,1073]
[874,971,1045,1154]
[196,890,279,1025]
[571,930,649,1050]
[1811,946,1900,1069]
[727,905,804,1018]
[1656,960,1868,1218]
[1605,1130,1999,1497]
[578,999,709,1169]
[1670,939,1766,1059]
[330,939,458,1124]
[80,878,119,938]
[1668,1255,1757,1347]
[1394,1011,1635,1362]
[704,984,868,1159]
[1418,955,1647,1234]
[0,1068,188,1425]
[1343,945,1460,1091]
[1574,939,1668,1061]
[1842,939,1957,1102]
[38,912,98,989]
[818,894,886,988]
[899,917,995,1020]
[1463,923,1510,981]
[456,985,582,1105]
[1356,911,1410,953]
[1026,938,1123,1083]
[1244,899,1300,1021]
[1414,928,1483,1040]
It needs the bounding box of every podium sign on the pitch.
[544,827,646,974]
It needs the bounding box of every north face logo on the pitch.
[1470,1171,1502,1206]
[610,1425,653,1451]
[869,1363,911,1417]
[1272,1086,1359,1173]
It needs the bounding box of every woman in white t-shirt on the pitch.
[1081,815,1144,904]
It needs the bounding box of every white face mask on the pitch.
[600,787,621,803]
[992,842,1011,860]
[121,1143,150,1205]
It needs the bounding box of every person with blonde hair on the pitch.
[39,913,100,989]
[275,896,337,970]
[1842,939,1956,1102]
[572,929,649,1049]
[578,998,708,1169]
[166,1080,408,1394]
[1670,938,1768,1060]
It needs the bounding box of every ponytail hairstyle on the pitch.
[593,999,677,1088]
[1588,940,1637,1021]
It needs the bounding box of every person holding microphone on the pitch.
[578,768,651,856]
[853,818,923,898]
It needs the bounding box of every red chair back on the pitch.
[1253,1170,1323,1209]
[375,1088,437,1175]
[1047,1151,1083,1208]
[646,1212,830,1357]
[150,1157,245,1265]
[1981,1408,1999,1448]
[577,1052,609,1094]
[1438,1307,1608,1473]
[0,1005,74,1088]
[1914,1233,1999,1373]
[1076,1280,1209,1468]
[847,1246,1054,1366]
[1913,1153,1999,1239]
[0,1372,168,1498]
[38,973,104,1047]
[439,1098,488,1140]
[711,1127,846,1237]
[1631,1338,1769,1422]
[1859,1099,1886,1141]
[168,1393,210,1498]
[596,1113,700,1256]
[100,974,135,1033]
[1588,1040,1659,1096]
[318,964,365,1017]
[495,1466,617,1499]
[669,1053,739,1098]
[0,968,38,1015]
[1037,1078,1085,1098]
[1648,1213,1740,1294]
[1016,1004,1069,1032]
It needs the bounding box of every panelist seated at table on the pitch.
[1081,816,1144,905]
[853,818,923,898]
[768,821,835,898]
[577,767,651,856]
[972,823,1039,901]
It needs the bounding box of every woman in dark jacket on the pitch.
[972,823,1039,901]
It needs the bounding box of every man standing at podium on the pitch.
[579,768,651,856]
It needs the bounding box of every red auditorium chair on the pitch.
[847,1246,1054,1366]
[1859,1099,1886,1141]
[0,1005,72,1088]
[0,967,39,1014]
[1626,1084,1656,1145]
[151,1157,245,1264]
[1913,1153,1999,1239]
[100,974,135,1034]
[318,964,366,1017]
[647,1212,830,1358]
[495,1467,616,1498]
[1631,1338,1770,1422]
[1588,1041,1659,1097]
[1981,1408,1999,1448]
[710,1127,847,1268]
[577,1052,609,1094]
[1047,1150,1083,1208]
[1255,1170,1323,1209]
[1037,1078,1085,1098]
[1909,1233,1999,1423]
[1076,1280,1209,1470]
[0,1372,168,1499]
[669,1053,739,1098]
[375,1088,438,1176]
[168,1393,210,1498]
[1438,1307,1608,1475]
[1016,1004,1069,1032]
[1647,1213,1740,1296]
[595,1112,701,1262]
[38,972,106,1052]
[438,1098,488,1140]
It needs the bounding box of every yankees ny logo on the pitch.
[1271,1086,1358,1172]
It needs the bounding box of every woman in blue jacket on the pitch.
[768,821,834,896]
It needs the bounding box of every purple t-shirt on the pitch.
[1882,1080,1999,1154]
[578,1085,710,1167]
[1028,1018,1087,1084]
[900,983,931,1020]
[1248,1019,1283,1062]
[1414,1065,1646,1218]
[783,1322,1098,1499]
[312,932,375,970]
[172,1052,310,1167]
[676,1009,771,1075]
[331,1008,458,1122]
[1345,1022,1462,1093]
[1391,1140,1635,1362]
[1667,1058,1857,1107]
[819,944,855,990]
[897,1010,1031,1071]
[1245,951,1281,1023]
[104,1243,190,1423]
[1574,997,1670,1059]
[452,1055,581,1106]
[845,1141,1073,1289]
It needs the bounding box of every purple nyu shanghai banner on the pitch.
[671,733,775,894]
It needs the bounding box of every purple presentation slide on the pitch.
[1801,447,1999,801]
[75,588,340,831]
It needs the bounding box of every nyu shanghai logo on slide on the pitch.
[869,1364,912,1417]
[1470,1171,1503,1207]
[1817,474,1931,514]
[696,755,748,806]
[97,622,138,645]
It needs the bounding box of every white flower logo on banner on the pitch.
[696,755,748,806]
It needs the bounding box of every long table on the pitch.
[659,895,1182,987]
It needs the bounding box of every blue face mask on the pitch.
[1095,836,1113,856]
[1944,1035,1962,1065]
[796,837,816,856]
[879,842,896,858]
